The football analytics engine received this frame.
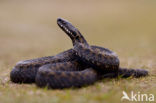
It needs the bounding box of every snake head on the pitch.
[57,18,88,45]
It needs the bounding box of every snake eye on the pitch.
[72,31,77,36]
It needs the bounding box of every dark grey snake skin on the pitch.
[10,18,148,89]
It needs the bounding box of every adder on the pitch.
[10,18,148,89]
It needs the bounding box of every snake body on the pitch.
[10,18,148,89]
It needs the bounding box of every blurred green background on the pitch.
[0,0,156,103]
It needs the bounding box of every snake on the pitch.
[10,18,148,89]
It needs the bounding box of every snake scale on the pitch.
[10,18,148,89]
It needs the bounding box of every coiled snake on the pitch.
[10,18,148,89]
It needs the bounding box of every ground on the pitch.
[0,0,156,103]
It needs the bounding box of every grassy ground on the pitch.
[0,0,156,103]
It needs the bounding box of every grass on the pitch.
[0,0,156,103]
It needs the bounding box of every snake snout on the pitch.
[57,18,68,26]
